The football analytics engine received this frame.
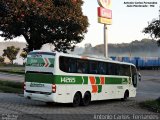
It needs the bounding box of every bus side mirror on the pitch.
[138,72,141,81]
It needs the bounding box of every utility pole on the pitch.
[104,25,108,58]
[97,0,112,58]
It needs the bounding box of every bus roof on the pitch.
[29,50,136,67]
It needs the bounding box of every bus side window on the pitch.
[59,56,69,72]
[98,62,106,75]
[106,63,115,75]
[106,62,109,75]
[77,60,88,74]
[106,63,111,75]
[115,64,119,75]
[89,61,98,74]
[68,58,77,73]
[125,65,131,76]
[119,65,131,76]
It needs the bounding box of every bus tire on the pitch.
[72,92,81,107]
[81,92,91,106]
[121,90,129,101]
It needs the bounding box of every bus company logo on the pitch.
[61,77,76,83]
[30,82,45,87]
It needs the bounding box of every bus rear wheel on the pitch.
[72,92,81,107]
[81,92,91,106]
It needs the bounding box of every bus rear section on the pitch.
[24,51,56,102]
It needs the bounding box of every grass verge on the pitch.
[0,69,25,75]
[139,99,160,113]
[0,80,23,94]
[0,64,24,67]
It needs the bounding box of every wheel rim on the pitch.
[83,93,91,105]
[73,93,80,106]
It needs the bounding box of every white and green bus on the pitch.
[24,50,140,106]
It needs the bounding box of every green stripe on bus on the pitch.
[25,73,128,85]
[98,85,102,93]
[95,77,101,84]
[105,77,124,84]
[25,73,54,83]
[83,76,88,84]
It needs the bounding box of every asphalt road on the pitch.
[0,71,159,120]
[135,70,160,101]
[136,76,160,101]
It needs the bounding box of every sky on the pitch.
[78,0,160,47]
[0,0,160,47]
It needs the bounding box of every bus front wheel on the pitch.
[72,92,81,107]
[81,92,91,106]
[121,90,129,101]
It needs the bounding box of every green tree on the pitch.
[0,0,88,52]
[143,19,160,46]
[20,51,27,60]
[0,1,8,16]
[0,56,4,63]
[3,46,20,64]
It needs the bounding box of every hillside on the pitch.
[0,39,160,65]
[0,41,26,56]
[0,41,26,64]
[83,39,160,57]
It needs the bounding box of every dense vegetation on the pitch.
[143,19,160,46]
[140,98,160,113]
[0,0,88,52]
